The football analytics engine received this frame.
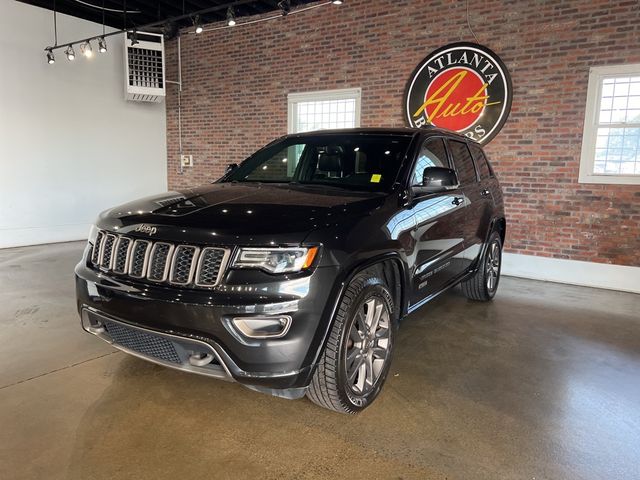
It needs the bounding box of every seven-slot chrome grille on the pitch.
[91,230,229,288]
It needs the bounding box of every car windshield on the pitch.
[223,134,413,192]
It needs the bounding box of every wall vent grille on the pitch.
[124,32,165,103]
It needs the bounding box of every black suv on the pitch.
[76,127,505,413]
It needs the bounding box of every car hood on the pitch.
[98,182,387,245]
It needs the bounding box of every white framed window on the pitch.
[579,64,640,184]
[287,88,361,134]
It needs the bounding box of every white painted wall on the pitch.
[502,253,640,295]
[0,1,167,248]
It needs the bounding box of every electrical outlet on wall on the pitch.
[180,154,193,167]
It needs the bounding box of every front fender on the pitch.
[298,250,410,385]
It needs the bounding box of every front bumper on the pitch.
[75,257,342,396]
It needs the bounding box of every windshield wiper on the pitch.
[295,182,374,192]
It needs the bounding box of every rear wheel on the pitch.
[461,231,502,301]
[307,270,396,414]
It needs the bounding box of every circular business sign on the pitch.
[404,42,512,144]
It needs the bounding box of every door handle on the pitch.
[480,189,491,196]
[452,196,464,206]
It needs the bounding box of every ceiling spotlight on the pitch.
[98,36,107,53]
[65,45,75,61]
[278,0,291,16]
[130,31,139,46]
[80,40,93,58]
[226,7,236,27]
[194,15,203,34]
[332,0,343,4]
[46,49,55,64]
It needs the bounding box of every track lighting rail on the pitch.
[45,0,341,53]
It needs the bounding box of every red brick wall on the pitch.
[165,0,640,267]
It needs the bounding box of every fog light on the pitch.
[231,316,291,339]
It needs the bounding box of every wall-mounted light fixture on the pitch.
[278,0,291,16]
[226,7,237,27]
[194,15,203,34]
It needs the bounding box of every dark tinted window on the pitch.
[411,138,449,186]
[469,143,492,180]
[448,140,477,185]
[225,134,412,192]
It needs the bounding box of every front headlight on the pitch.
[232,247,318,273]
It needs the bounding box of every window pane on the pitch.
[593,126,640,175]
[244,145,301,182]
[469,143,492,180]
[448,140,477,184]
[599,76,640,126]
[411,138,449,186]
[296,98,358,133]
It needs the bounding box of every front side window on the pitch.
[579,64,640,184]
[411,138,449,186]
[448,140,478,185]
[225,134,412,192]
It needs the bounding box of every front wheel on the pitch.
[461,231,502,301]
[306,270,396,414]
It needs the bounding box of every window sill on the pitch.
[578,173,640,185]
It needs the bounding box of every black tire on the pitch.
[461,231,502,301]
[306,269,396,414]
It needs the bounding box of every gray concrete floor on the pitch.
[1,242,639,480]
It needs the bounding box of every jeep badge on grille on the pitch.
[135,224,157,236]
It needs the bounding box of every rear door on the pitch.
[407,136,468,307]
[467,143,497,263]
[446,139,486,270]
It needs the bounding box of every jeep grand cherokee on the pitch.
[75,127,506,414]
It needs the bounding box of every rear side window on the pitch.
[411,137,449,186]
[448,140,478,185]
[469,144,493,180]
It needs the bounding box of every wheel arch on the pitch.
[472,216,506,272]
[494,216,506,245]
[301,252,410,384]
[342,253,409,321]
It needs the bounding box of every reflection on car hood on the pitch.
[100,182,386,240]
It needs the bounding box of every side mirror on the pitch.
[421,167,459,192]
[225,163,238,174]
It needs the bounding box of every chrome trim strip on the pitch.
[112,236,134,274]
[194,247,231,287]
[81,307,232,381]
[229,315,292,339]
[147,242,175,282]
[169,245,200,285]
[128,239,152,278]
[96,231,107,266]
[100,234,118,270]
[91,231,105,265]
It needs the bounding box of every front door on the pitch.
[406,137,468,309]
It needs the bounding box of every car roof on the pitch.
[285,127,478,144]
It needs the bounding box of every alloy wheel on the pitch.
[486,240,501,292]
[345,296,391,395]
